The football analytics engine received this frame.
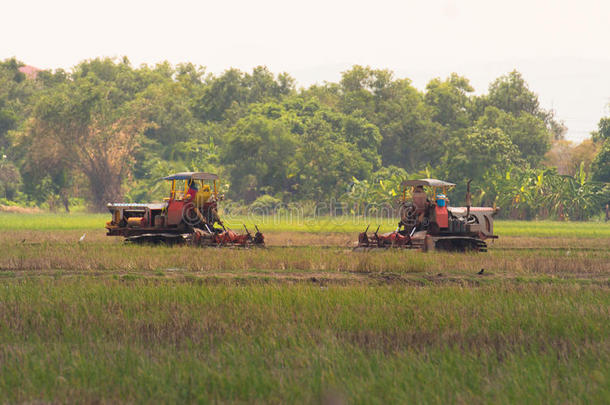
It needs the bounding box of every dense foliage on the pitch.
[0,58,607,218]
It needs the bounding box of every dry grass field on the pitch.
[0,213,608,403]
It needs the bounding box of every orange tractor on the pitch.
[106,172,264,246]
[357,178,498,252]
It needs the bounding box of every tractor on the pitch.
[105,172,264,246]
[356,178,498,252]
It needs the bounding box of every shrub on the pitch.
[250,194,282,215]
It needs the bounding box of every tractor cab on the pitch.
[397,178,498,239]
[399,178,455,233]
[106,171,222,235]
[164,172,218,202]
[162,172,219,226]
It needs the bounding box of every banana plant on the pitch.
[479,164,610,220]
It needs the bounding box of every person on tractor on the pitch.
[412,185,429,222]
[193,183,223,231]
[186,180,199,202]
[436,193,447,207]
[196,184,212,207]
[398,185,430,233]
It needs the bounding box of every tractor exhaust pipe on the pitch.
[466,179,472,219]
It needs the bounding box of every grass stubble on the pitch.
[0,213,608,403]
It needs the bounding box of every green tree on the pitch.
[221,98,380,202]
[25,69,149,210]
[378,98,443,171]
[137,80,204,154]
[285,97,379,201]
[341,114,381,167]
[222,114,298,201]
[591,116,610,182]
[477,106,551,166]
[591,117,610,142]
[0,158,21,201]
[485,70,566,140]
[0,58,40,151]
[424,73,474,130]
[487,70,540,116]
[197,67,295,122]
[338,65,392,117]
[295,111,374,201]
[330,66,444,171]
[591,141,610,182]
[442,126,519,183]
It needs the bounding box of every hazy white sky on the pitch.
[2,0,609,141]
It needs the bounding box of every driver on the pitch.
[398,185,429,232]
[186,180,199,202]
[412,185,429,222]
[196,184,212,206]
[193,184,216,228]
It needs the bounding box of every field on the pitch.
[0,213,608,403]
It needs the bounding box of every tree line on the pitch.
[0,57,608,219]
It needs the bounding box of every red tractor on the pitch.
[106,172,264,246]
[357,178,498,252]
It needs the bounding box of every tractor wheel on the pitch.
[434,238,481,252]
[181,203,202,228]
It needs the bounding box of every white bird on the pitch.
[79,233,86,243]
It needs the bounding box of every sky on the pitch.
[2,0,609,142]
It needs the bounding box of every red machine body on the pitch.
[105,172,264,247]
[435,205,449,229]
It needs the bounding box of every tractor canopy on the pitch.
[162,172,219,181]
[401,178,455,188]
[400,178,456,201]
[162,172,219,202]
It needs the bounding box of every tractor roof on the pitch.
[163,172,219,181]
[402,178,456,187]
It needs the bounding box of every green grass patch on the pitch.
[0,212,108,230]
[0,214,607,402]
[495,220,610,238]
[0,279,607,403]
[2,212,609,238]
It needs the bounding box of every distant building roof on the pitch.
[18,65,41,79]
